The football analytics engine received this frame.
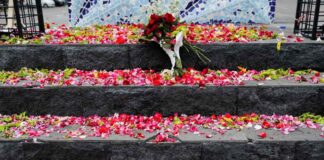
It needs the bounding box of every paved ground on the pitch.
[43,0,297,25]
[275,0,297,23]
[43,6,69,25]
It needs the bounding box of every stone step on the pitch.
[0,42,323,71]
[0,79,323,116]
[1,128,323,160]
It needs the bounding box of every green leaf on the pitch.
[28,120,37,127]
[63,68,75,79]
[270,74,279,80]
[0,125,6,132]
[252,75,261,80]
[173,116,182,125]
[2,117,12,123]
[299,113,324,124]
[183,40,210,64]
[162,43,172,49]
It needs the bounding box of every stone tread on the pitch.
[1,78,324,87]
[1,127,323,142]
[0,128,323,160]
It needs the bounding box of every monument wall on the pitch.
[67,0,277,27]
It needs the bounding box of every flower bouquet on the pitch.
[141,13,210,76]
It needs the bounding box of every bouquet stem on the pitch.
[174,57,183,76]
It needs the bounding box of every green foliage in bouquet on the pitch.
[142,13,210,76]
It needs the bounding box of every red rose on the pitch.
[164,13,175,23]
[170,39,176,45]
[150,14,160,21]
[45,23,50,29]
[148,19,155,26]
[149,14,161,25]
[145,28,152,35]
[151,24,159,32]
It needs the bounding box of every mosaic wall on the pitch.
[68,0,277,27]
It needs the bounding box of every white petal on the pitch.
[254,125,262,130]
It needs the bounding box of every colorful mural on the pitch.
[67,0,276,27]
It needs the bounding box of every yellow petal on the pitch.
[277,41,282,51]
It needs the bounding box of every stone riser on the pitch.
[0,85,323,116]
[1,141,323,160]
[0,43,324,71]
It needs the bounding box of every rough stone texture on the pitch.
[1,43,324,71]
[63,45,130,70]
[295,141,324,160]
[0,86,237,116]
[202,142,248,160]
[0,141,24,160]
[0,45,130,71]
[81,86,237,116]
[129,43,199,70]
[237,86,324,115]
[194,43,283,70]
[0,45,65,71]
[203,142,301,160]
[244,142,297,160]
[0,87,84,116]
[195,43,324,71]
[279,43,324,71]
[201,128,324,160]
[22,142,202,160]
[128,43,171,70]
[23,142,112,160]
[0,84,323,116]
[0,141,316,160]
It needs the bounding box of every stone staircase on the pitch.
[0,42,323,160]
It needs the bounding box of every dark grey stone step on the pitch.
[0,42,324,71]
[0,80,323,116]
[0,128,323,160]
